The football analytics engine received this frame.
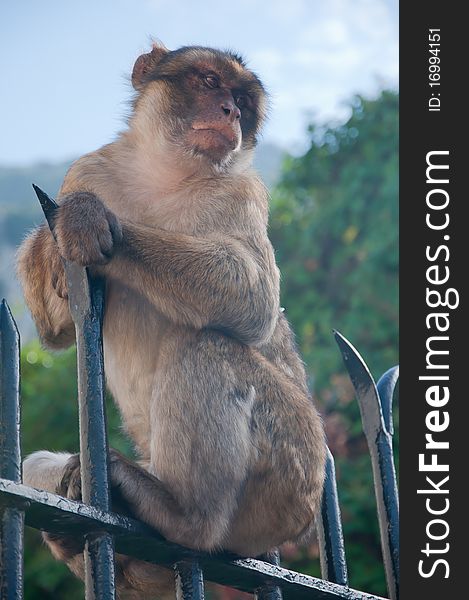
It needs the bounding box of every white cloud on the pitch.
[247,0,398,149]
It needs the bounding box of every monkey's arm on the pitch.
[17,225,75,349]
[105,221,280,346]
[50,189,279,345]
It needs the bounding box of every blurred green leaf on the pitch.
[270,90,398,596]
[21,343,132,599]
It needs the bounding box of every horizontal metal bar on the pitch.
[0,480,387,600]
[255,550,282,600]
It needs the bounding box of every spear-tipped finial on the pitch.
[32,184,59,232]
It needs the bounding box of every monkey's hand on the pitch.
[57,453,82,501]
[55,192,122,266]
[56,451,147,520]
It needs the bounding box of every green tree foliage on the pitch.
[270,90,398,595]
[21,342,132,599]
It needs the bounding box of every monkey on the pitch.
[17,42,326,598]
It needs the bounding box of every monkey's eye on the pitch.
[204,74,219,89]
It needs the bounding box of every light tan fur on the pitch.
[18,44,326,598]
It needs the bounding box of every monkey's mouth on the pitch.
[190,125,239,153]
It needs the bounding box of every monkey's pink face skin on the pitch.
[184,76,243,161]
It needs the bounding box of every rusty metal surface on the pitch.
[255,550,283,600]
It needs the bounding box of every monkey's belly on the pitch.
[103,286,325,555]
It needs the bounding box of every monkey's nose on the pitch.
[221,101,241,122]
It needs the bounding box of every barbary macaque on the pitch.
[17,42,326,598]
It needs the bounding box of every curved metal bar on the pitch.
[333,331,385,441]
[0,478,388,600]
[334,331,399,600]
[317,448,348,585]
[376,367,399,436]
[33,185,116,600]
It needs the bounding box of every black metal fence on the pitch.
[0,187,399,600]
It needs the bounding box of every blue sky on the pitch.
[0,0,398,166]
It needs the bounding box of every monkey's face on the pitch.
[182,70,243,161]
[132,45,268,166]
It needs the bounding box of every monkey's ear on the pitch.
[132,42,169,90]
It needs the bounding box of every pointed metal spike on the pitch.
[0,298,20,352]
[32,183,59,232]
[334,331,399,599]
[376,366,399,435]
[0,299,21,484]
[333,330,385,442]
[31,185,92,316]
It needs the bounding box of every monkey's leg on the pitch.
[22,452,86,576]
[22,452,175,599]
[104,328,257,552]
[23,451,73,494]
[138,328,324,557]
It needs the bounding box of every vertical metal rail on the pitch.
[0,300,24,600]
[255,550,282,600]
[375,367,399,596]
[174,560,205,599]
[334,331,399,600]
[34,185,116,600]
[317,448,348,585]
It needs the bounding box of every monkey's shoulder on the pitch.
[59,148,269,232]
[59,150,111,198]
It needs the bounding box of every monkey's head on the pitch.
[130,42,268,170]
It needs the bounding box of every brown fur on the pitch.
[18,43,326,598]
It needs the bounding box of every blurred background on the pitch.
[0,1,398,598]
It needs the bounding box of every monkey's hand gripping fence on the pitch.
[0,186,399,600]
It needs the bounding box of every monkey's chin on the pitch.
[187,129,240,163]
